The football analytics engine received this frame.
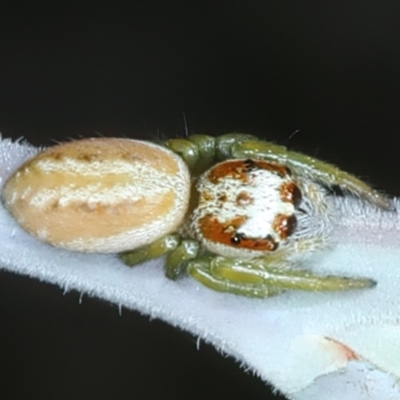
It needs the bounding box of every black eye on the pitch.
[231,233,243,244]
[244,159,257,171]
[292,185,302,207]
[264,234,279,251]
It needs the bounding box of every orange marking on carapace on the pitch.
[280,182,302,206]
[207,159,290,184]
[236,191,253,206]
[217,192,228,203]
[273,214,297,239]
[199,214,278,251]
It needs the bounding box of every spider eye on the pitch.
[274,214,297,239]
[292,186,302,207]
[231,233,243,244]
[243,159,257,171]
[280,182,302,206]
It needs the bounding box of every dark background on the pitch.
[1,2,400,399]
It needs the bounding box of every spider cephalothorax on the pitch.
[2,133,389,297]
[188,158,301,258]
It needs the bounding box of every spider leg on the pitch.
[188,256,376,298]
[164,138,200,171]
[121,235,200,280]
[213,133,259,160]
[121,234,181,265]
[187,257,281,298]
[164,133,258,174]
[231,139,392,210]
[165,239,199,279]
[166,133,391,209]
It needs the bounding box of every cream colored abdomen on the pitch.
[2,138,190,252]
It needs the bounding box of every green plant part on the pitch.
[122,133,389,298]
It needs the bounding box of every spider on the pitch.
[121,133,390,297]
[2,134,389,298]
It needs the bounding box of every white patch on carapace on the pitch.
[188,160,297,257]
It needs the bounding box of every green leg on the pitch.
[183,134,216,174]
[164,138,200,171]
[188,256,376,298]
[165,239,199,279]
[187,258,282,298]
[165,135,216,175]
[120,235,200,281]
[214,133,258,160]
[164,133,258,175]
[166,133,390,209]
[231,139,392,210]
[121,234,180,266]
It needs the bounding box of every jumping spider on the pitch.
[121,133,389,297]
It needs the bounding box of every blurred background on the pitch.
[1,2,400,399]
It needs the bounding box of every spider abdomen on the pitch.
[2,138,191,253]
